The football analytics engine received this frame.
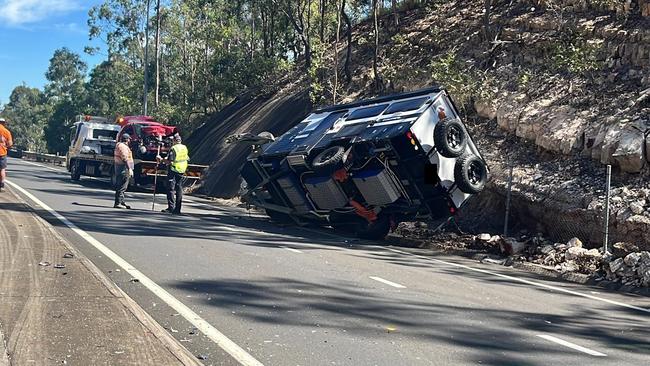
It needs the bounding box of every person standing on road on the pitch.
[157,134,189,215]
[0,118,13,193]
[113,133,134,209]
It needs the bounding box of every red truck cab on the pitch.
[116,116,179,160]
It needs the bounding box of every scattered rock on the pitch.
[477,233,492,241]
[612,242,640,258]
[624,252,641,267]
[500,237,528,255]
[567,237,583,248]
[540,245,555,255]
[630,201,645,215]
[608,257,625,273]
[565,246,587,261]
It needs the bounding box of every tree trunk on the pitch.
[483,0,492,42]
[333,0,342,102]
[372,0,381,92]
[154,0,161,107]
[392,0,399,27]
[320,0,326,43]
[342,0,352,83]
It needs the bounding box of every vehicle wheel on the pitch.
[311,146,345,174]
[434,118,468,158]
[454,154,488,194]
[265,209,294,224]
[70,160,81,181]
[356,215,391,240]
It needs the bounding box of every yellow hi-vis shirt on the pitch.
[170,144,189,174]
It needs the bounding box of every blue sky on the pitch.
[0,0,105,104]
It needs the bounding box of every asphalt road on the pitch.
[5,157,650,366]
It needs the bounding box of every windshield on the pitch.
[93,129,118,140]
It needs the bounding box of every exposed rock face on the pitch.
[612,127,647,173]
[474,100,497,120]
[495,95,649,173]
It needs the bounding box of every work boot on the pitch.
[161,208,172,213]
[114,203,131,209]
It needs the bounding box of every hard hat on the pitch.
[120,133,131,142]
[173,133,182,142]
[0,118,6,124]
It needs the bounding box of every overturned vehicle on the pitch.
[237,87,488,240]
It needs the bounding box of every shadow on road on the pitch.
[171,277,649,365]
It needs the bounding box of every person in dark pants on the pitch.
[113,133,134,209]
[157,134,189,215]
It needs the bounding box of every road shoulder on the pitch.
[0,187,201,366]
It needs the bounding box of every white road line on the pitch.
[369,276,406,289]
[383,247,650,314]
[5,180,264,366]
[537,334,607,357]
[282,246,303,253]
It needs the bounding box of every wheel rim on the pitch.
[467,161,484,186]
[446,125,463,150]
[319,148,339,163]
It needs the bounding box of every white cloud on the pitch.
[0,0,81,26]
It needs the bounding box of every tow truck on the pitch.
[234,87,488,239]
[66,115,207,188]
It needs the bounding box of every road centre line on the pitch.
[382,247,650,314]
[6,180,264,366]
[537,334,607,357]
[370,276,406,289]
[282,246,303,253]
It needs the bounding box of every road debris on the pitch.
[53,264,66,269]
[129,278,140,283]
[63,253,74,259]
[38,261,51,267]
[197,355,208,360]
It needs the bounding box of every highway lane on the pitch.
[5,157,650,365]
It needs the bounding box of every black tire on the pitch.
[265,209,294,224]
[434,118,468,158]
[454,154,488,194]
[70,160,81,181]
[311,146,345,174]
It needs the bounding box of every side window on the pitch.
[70,125,81,144]
[121,125,134,139]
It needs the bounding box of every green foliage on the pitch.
[0,86,49,151]
[549,37,602,76]
[429,50,493,108]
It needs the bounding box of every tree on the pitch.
[0,86,49,151]
[43,48,88,153]
[45,48,87,102]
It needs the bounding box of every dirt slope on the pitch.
[187,83,310,198]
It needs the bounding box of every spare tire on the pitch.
[311,146,345,174]
[454,154,488,194]
[434,118,468,158]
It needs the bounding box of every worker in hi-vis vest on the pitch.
[157,133,189,215]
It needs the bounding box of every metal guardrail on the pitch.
[21,151,67,167]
